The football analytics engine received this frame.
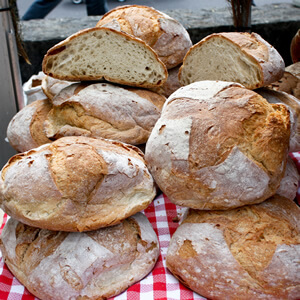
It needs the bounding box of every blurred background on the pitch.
[17,0,294,19]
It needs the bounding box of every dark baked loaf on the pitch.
[166,195,300,299]
[96,5,192,69]
[145,81,291,210]
[0,213,159,300]
[0,136,156,232]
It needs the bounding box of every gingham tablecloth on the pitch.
[1,153,300,300]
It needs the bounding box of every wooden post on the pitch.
[228,0,252,32]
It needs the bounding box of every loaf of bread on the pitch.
[7,99,52,153]
[179,32,285,90]
[145,81,290,210]
[42,27,168,89]
[44,82,166,145]
[0,213,159,300]
[0,136,156,231]
[41,75,73,100]
[96,5,192,69]
[256,87,300,152]
[166,195,300,299]
[276,156,299,201]
[291,29,300,63]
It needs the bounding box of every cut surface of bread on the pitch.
[42,27,168,89]
[179,32,284,90]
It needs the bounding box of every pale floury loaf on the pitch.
[0,136,156,231]
[179,32,285,90]
[42,27,168,89]
[96,5,192,69]
[44,82,166,145]
[145,81,290,210]
[166,195,300,299]
[0,213,159,300]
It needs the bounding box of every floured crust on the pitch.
[145,81,290,210]
[0,213,159,300]
[96,5,192,69]
[179,32,285,90]
[0,136,156,232]
[41,75,74,100]
[166,195,300,299]
[44,82,166,145]
[42,27,168,89]
[6,99,53,153]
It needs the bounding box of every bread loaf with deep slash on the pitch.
[0,136,156,232]
[42,27,168,89]
[145,81,290,210]
[0,213,159,300]
[166,195,300,300]
[96,5,192,69]
[179,32,285,90]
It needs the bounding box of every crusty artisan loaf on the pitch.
[166,195,300,300]
[145,81,290,210]
[41,75,73,100]
[179,32,285,90]
[275,156,299,201]
[42,27,168,89]
[7,99,52,153]
[44,82,166,145]
[96,5,192,69]
[256,87,300,152]
[0,213,159,300]
[0,136,156,232]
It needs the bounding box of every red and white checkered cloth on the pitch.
[1,152,299,300]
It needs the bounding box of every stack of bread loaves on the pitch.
[7,5,193,154]
[145,32,300,299]
[0,5,195,299]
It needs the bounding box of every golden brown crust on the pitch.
[0,136,156,232]
[166,195,300,299]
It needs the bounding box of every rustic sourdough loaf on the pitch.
[0,213,159,300]
[179,32,285,90]
[44,82,166,145]
[7,99,52,153]
[42,27,168,89]
[96,5,192,69]
[145,81,290,210]
[166,195,300,300]
[256,87,300,152]
[0,136,156,232]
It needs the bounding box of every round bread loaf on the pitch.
[179,32,285,90]
[0,136,156,231]
[7,99,53,153]
[96,5,192,69]
[145,81,290,210]
[0,213,159,300]
[44,82,166,145]
[166,195,300,299]
[256,87,300,152]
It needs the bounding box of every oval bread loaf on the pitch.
[7,99,53,153]
[96,5,192,69]
[166,195,300,300]
[42,27,168,89]
[179,32,285,90]
[44,82,166,145]
[0,213,159,300]
[0,136,156,232]
[145,81,290,210]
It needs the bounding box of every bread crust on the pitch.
[6,99,53,153]
[41,75,73,100]
[42,27,168,89]
[0,213,159,300]
[166,195,300,299]
[179,32,285,89]
[145,81,290,210]
[96,5,192,69]
[44,82,166,145]
[0,136,156,231]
